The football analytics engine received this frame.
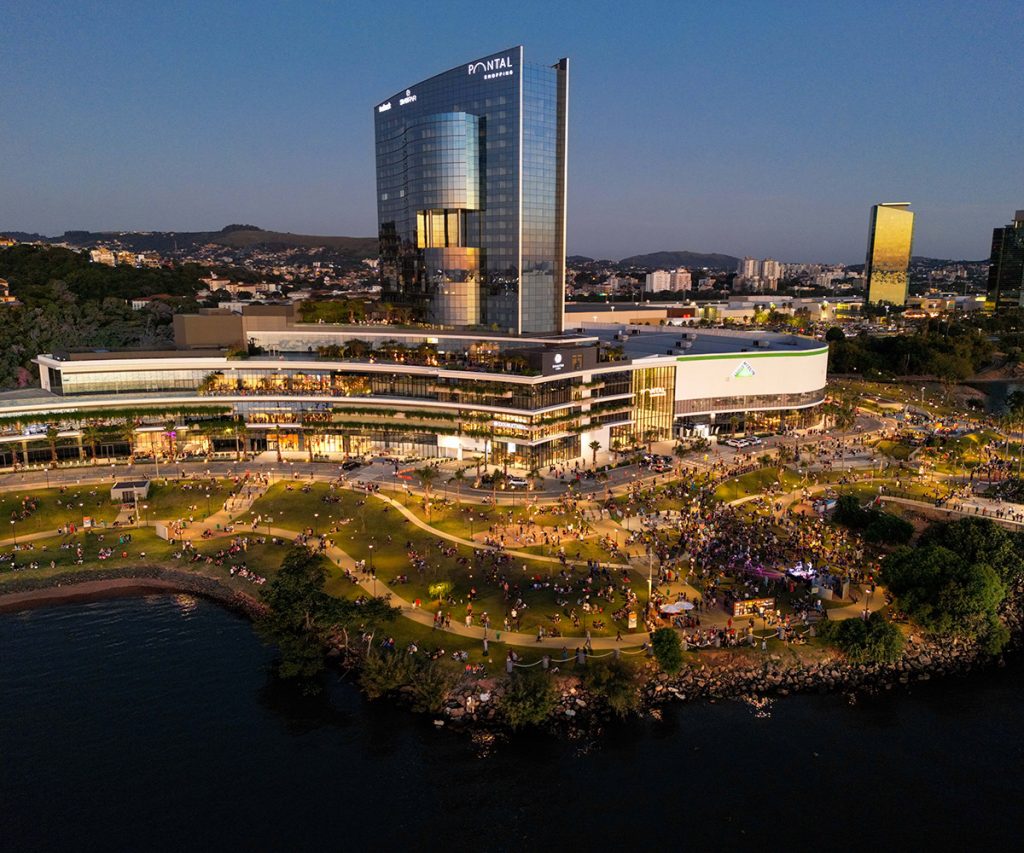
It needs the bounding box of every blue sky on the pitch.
[2,0,1021,262]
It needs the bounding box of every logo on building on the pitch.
[732,361,756,379]
[399,89,417,106]
[467,55,514,79]
[377,101,392,113]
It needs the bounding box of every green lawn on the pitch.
[0,478,239,541]
[243,481,647,638]
[713,468,804,503]
[872,439,914,461]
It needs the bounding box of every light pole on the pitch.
[368,543,376,596]
[10,519,16,547]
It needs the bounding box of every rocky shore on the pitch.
[435,579,1024,733]
[3,570,1020,738]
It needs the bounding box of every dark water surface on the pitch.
[2,595,1022,851]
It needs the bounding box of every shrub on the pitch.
[498,669,556,730]
[408,661,461,714]
[359,650,418,700]
[651,627,683,675]
[581,658,641,718]
[819,612,904,663]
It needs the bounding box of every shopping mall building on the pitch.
[0,305,827,468]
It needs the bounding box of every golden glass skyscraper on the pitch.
[865,202,915,305]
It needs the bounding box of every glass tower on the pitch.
[374,46,568,334]
[988,211,1024,311]
[865,202,915,305]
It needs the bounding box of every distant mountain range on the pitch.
[1,225,378,258]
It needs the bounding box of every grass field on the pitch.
[243,482,647,638]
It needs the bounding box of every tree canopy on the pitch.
[884,541,1007,651]
[259,546,398,691]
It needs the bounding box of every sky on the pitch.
[2,0,1022,263]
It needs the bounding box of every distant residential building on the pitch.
[865,202,914,305]
[644,270,671,293]
[89,247,117,266]
[988,210,1024,310]
[737,257,758,279]
[669,268,692,292]
[0,235,16,247]
[0,278,19,306]
[760,258,782,291]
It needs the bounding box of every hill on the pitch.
[617,250,739,270]
[8,225,378,259]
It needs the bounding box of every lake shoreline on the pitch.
[0,567,267,619]
[2,568,1018,736]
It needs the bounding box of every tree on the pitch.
[118,417,136,464]
[884,544,1007,649]
[642,427,659,454]
[825,326,846,342]
[258,547,335,689]
[260,546,398,691]
[919,517,1024,584]
[651,627,683,674]
[589,439,602,466]
[81,423,101,462]
[415,466,439,521]
[45,424,59,464]
[448,467,467,502]
[580,657,641,718]
[819,612,904,663]
[498,669,556,730]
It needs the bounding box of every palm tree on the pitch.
[588,439,602,466]
[81,423,101,463]
[415,466,439,521]
[45,425,60,465]
[273,423,283,463]
[643,427,659,454]
[448,467,467,502]
[119,418,136,464]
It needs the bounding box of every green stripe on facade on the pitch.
[676,347,828,362]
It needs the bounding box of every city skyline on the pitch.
[2,0,1022,263]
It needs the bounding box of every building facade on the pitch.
[0,307,828,469]
[374,46,569,335]
[865,202,914,305]
[988,210,1024,310]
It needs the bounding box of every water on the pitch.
[2,595,1022,851]
[968,380,1024,413]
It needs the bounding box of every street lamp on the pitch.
[368,543,376,596]
[10,519,16,547]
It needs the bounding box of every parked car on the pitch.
[341,460,362,471]
[507,476,528,488]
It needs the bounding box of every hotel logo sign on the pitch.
[468,55,514,80]
[732,361,756,379]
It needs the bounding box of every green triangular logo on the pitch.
[733,361,756,378]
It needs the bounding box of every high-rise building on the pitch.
[669,268,692,292]
[645,270,671,293]
[865,202,914,305]
[737,257,758,279]
[760,258,782,291]
[988,210,1024,310]
[374,46,569,334]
